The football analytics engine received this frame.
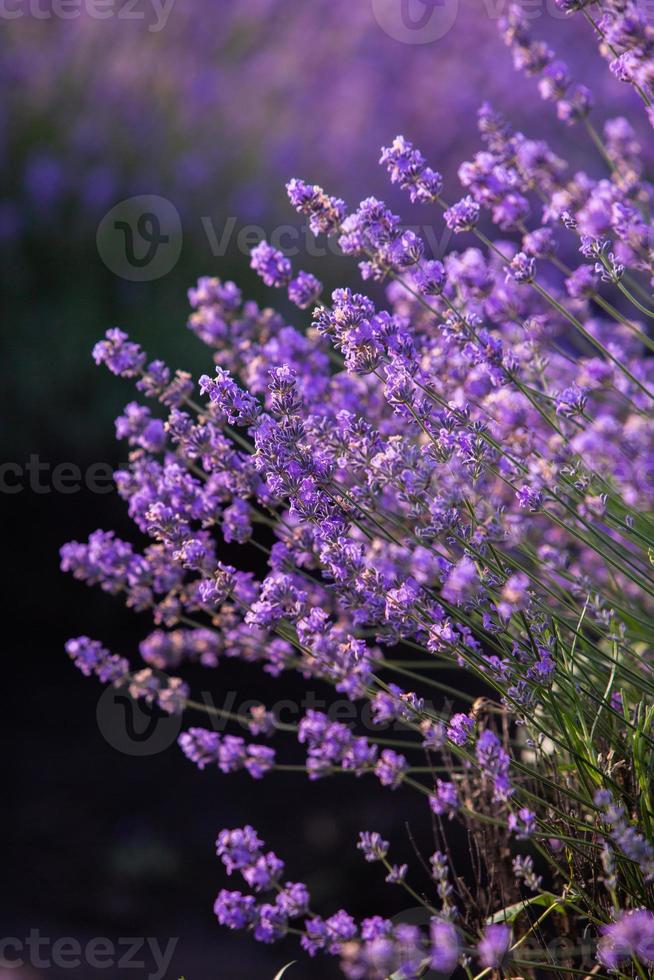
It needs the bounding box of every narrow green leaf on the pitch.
[486,893,568,925]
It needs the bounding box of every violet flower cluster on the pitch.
[62,10,654,978]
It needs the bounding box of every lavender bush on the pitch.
[62,3,654,976]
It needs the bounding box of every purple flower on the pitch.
[498,572,531,618]
[92,328,146,378]
[276,882,310,918]
[60,22,654,971]
[178,728,221,769]
[478,923,511,969]
[554,0,588,10]
[430,851,455,915]
[157,676,189,714]
[268,365,301,417]
[250,240,292,288]
[538,60,571,102]
[214,890,256,930]
[447,712,476,747]
[595,790,654,881]
[374,749,408,789]
[555,383,588,418]
[242,851,284,891]
[357,831,389,862]
[371,683,421,725]
[442,557,480,606]
[444,196,480,233]
[385,863,408,884]
[557,83,594,125]
[361,916,393,942]
[380,135,443,204]
[65,636,129,685]
[392,924,424,977]
[516,485,543,511]
[216,826,264,875]
[508,807,537,839]
[199,367,261,426]
[390,229,424,268]
[253,903,288,943]
[414,259,447,296]
[140,629,221,671]
[342,737,378,776]
[430,919,460,974]
[217,735,246,774]
[244,745,276,779]
[513,854,542,891]
[476,729,513,801]
[506,251,535,284]
[429,780,459,818]
[522,227,557,258]
[301,916,329,956]
[188,277,241,310]
[598,910,654,971]
[325,910,357,951]
[564,264,598,298]
[115,402,166,453]
[288,270,322,309]
[286,179,346,235]
[421,721,446,750]
[246,572,307,629]
[222,499,252,544]
[247,705,275,737]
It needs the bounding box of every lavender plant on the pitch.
[62,5,654,976]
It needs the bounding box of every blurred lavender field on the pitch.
[2,0,646,242]
[2,1,651,977]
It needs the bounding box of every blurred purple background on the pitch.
[2,0,645,240]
